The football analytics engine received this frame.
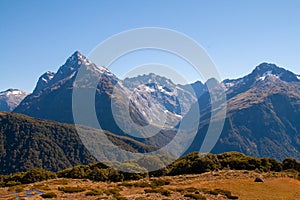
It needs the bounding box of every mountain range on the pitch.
[13,51,197,150]
[1,51,300,173]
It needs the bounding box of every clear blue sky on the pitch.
[1,0,299,92]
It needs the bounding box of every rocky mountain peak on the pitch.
[33,71,55,93]
[253,62,278,72]
[32,51,103,95]
[66,51,92,66]
[252,63,299,83]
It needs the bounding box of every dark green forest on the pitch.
[0,112,155,174]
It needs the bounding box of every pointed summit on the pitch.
[31,51,91,95]
[65,51,92,66]
[67,51,84,61]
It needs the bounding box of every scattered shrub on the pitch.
[31,184,51,190]
[104,187,122,195]
[151,179,170,187]
[144,187,171,196]
[86,189,103,196]
[21,168,57,184]
[8,185,24,192]
[104,187,125,199]
[184,193,207,200]
[118,181,134,187]
[41,192,57,198]
[5,181,21,187]
[58,186,86,193]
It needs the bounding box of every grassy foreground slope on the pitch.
[0,170,299,199]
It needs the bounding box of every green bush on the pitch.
[85,189,103,196]
[58,186,86,193]
[41,192,57,198]
[21,168,57,184]
[104,187,122,195]
[87,168,109,182]
[184,193,207,200]
[8,185,25,192]
[104,187,125,199]
[144,187,171,196]
[283,158,300,171]
[5,181,21,187]
[151,179,170,187]
[32,184,51,190]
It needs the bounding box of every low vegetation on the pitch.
[144,187,171,196]
[58,186,86,193]
[85,189,103,196]
[40,192,57,198]
[1,152,300,190]
[184,193,207,200]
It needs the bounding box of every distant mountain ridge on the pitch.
[0,89,28,112]
[222,63,300,99]
[187,62,300,161]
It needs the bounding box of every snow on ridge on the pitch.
[223,82,235,90]
[11,90,23,95]
[94,66,114,76]
[258,70,273,81]
[140,85,155,93]
[0,89,26,96]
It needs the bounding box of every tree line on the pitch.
[1,152,300,187]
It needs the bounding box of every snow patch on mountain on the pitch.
[258,70,272,81]
[94,66,115,77]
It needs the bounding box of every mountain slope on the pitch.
[187,63,300,161]
[0,89,28,112]
[0,111,156,174]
